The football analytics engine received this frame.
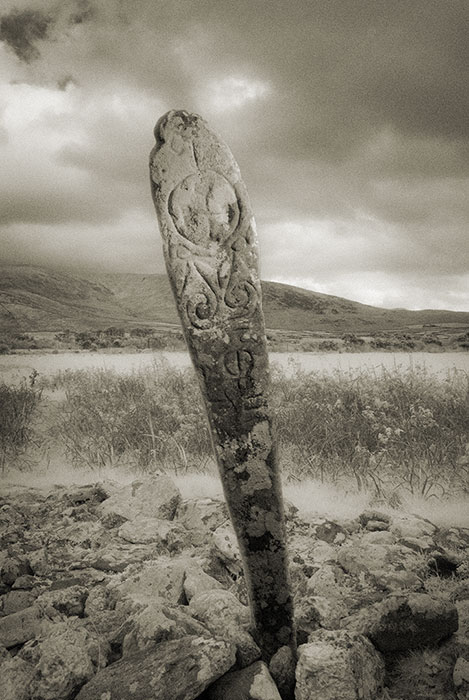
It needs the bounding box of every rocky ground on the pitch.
[0,474,468,700]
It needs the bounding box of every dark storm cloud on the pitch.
[0,8,53,62]
[1,0,468,309]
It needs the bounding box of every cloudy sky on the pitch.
[1,0,468,310]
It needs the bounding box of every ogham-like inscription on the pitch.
[149,110,296,661]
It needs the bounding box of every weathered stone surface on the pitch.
[0,605,47,648]
[76,636,236,700]
[295,630,385,700]
[99,475,181,521]
[183,560,224,601]
[82,541,160,572]
[390,514,436,539]
[269,645,296,700]
[19,618,108,700]
[149,109,295,659]
[118,515,189,548]
[189,589,251,632]
[204,660,282,699]
[2,588,38,615]
[348,593,459,652]
[177,497,229,532]
[35,584,88,617]
[0,552,31,587]
[454,657,469,700]
[122,601,208,656]
[0,655,36,700]
[212,523,242,574]
[109,556,187,606]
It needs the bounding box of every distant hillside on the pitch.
[1,264,468,335]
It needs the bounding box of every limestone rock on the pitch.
[35,584,88,617]
[0,655,36,700]
[0,552,31,587]
[295,630,385,700]
[122,601,208,656]
[19,618,109,700]
[351,593,459,652]
[183,560,224,602]
[213,523,242,575]
[454,657,469,700]
[359,510,391,531]
[295,594,347,634]
[189,589,250,634]
[177,498,229,532]
[0,605,47,648]
[2,588,38,615]
[390,514,436,539]
[82,541,160,572]
[118,515,189,549]
[99,475,181,521]
[204,660,282,699]
[75,636,236,700]
[269,645,296,700]
[110,556,187,606]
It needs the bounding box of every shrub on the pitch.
[0,380,42,472]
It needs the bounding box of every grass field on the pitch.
[1,361,468,507]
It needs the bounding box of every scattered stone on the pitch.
[189,589,250,632]
[269,645,296,700]
[313,520,347,544]
[295,630,385,700]
[213,524,242,575]
[454,657,469,700]
[121,601,208,656]
[35,584,88,617]
[177,498,229,532]
[204,660,282,699]
[82,541,160,572]
[296,594,347,634]
[99,475,182,522]
[75,636,236,700]
[0,553,31,587]
[19,618,109,700]
[0,605,47,648]
[1,589,38,616]
[110,556,187,606]
[0,655,36,700]
[390,515,436,539]
[359,511,391,530]
[350,593,459,652]
[183,560,224,601]
[62,484,108,506]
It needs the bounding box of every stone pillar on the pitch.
[149,110,295,662]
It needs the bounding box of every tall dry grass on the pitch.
[4,360,468,500]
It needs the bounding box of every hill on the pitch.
[1,263,468,335]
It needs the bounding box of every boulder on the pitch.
[19,618,109,700]
[118,516,190,550]
[0,605,48,648]
[82,541,161,572]
[75,636,236,700]
[0,552,31,587]
[212,524,242,575]
[204,660,282,699]
[0,655,36,700]
[121,601,208,656]
[454,657,469,700]
[295,630,385,700]
[295,594,347,634]
[349,593,459,653]
[189,589,250,633]
[183,560,224,602]
[109,556,187,606]
[35,584,88,617]
[99,476,181,522]
[359,511,391,530]
[177,497,229,532]
[1,589,38,615]
[390,515,436,539]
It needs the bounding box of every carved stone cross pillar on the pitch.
[149,110,295,663]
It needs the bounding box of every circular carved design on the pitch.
[169,171,240,247]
